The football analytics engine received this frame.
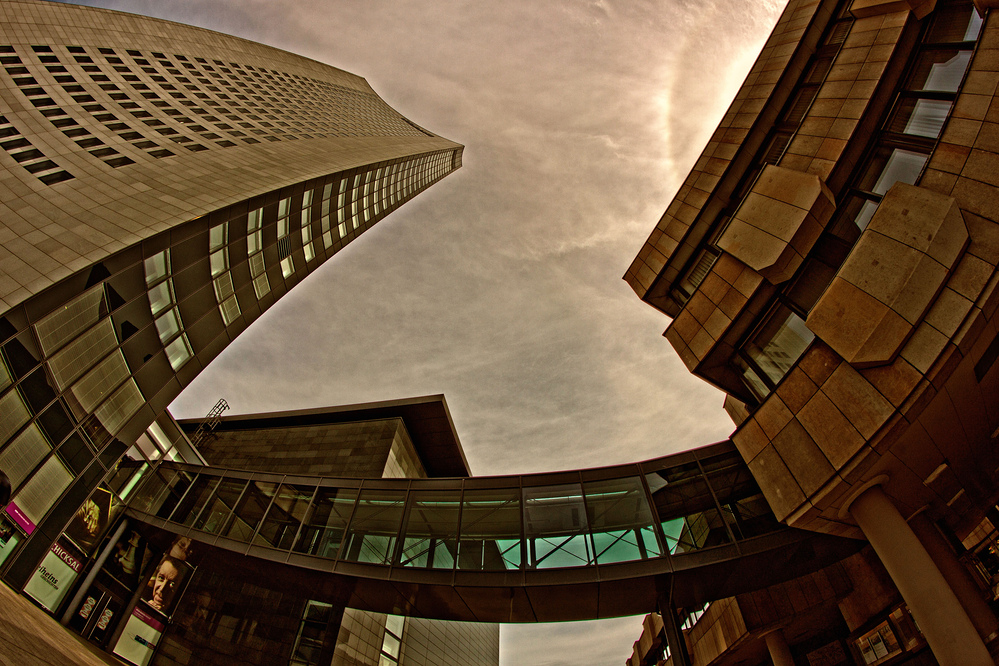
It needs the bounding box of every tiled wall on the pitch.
[0,0,461,312]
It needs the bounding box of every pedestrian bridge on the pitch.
[124,441,861,623]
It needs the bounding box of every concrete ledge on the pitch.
[718,165,835,285]
[807,183,967,367]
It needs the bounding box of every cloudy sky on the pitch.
[62,0,783,662]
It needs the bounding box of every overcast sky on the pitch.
[62,0,783,662]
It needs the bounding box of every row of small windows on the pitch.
[144,251,194,372]
[0,41,428,176]
[207,151,457,320]
[0,112,73,184]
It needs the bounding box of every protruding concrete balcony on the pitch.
[718,165,835,286]
[807,183,968,367]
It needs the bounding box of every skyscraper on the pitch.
[0,1,482,663]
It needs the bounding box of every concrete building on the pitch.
[0,1,491,664]
[625,0,999,663]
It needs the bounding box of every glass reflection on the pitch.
[341,489,405,565]
[225,481,277,541]
[907,50,971,93]
[583,477,662,564]
[294,487,356,558]
[457,489,521,571]
[193,478,247,535]
[255,484,315,549]
[645,462,731,554]
[699,452,781,540]
[398,491,460,569]
[523,484,592,569]
[170,474,220,526]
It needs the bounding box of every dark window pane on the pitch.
[645,461,731,554]
[342,489,405,565]
[523,483,592,568]
[193,477,247,534]
[457,488,521,571]
[294,487,356,558]
[583,476,662,564]
[255,483,314,550]
[398,490,460,569]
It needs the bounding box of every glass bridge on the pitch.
[123,441,861,622]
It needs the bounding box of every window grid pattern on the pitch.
[0,42,433,175]
[144,250,193,371]
[209,221,241,326]
[729,2,982,403]
[127,445,784,573]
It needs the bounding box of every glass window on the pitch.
[645,461,731,554]
[741,305,814,391]
[255,483,314,549]
[154,308,181,342]
[294,487,357,558]
[143,251,169,286]
[209,249,227,277]
[398,491,459,569]
[457,488,521,570]
[193,477,248,534]
[523,484,592,568]
[164,333,192,371]
[0,423,51,488]
[907,49,972,93]
[699,451,781,540]
[170,474,220,525]
[888,98,952,139]
[34,285,105,356]
[209,223,226,251]
[224,480,277,541]
[341,489,406,565]
[583,476,662,564]
[290,600,333,666]
[859,147,928,198]
[13,454,73,524]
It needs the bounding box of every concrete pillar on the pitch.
[764,629,795,666]
[660,603,692,666]
[849,485,992,666]
[909,512,999,644]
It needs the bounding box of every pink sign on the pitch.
[5,502,35,535]
[132,605,165,632]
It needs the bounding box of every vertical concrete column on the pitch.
[764,629,795,666]
[849,485,992,666]
[909,512,999,643]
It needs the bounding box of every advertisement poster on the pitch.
[23,538,84,612]
[65,486,114,555]
[112,605,164,666]
[138,553,192,616]
[104,529,147,590]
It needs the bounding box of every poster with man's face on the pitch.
[139,555,191,616]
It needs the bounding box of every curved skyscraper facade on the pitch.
[0,2,480,664]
